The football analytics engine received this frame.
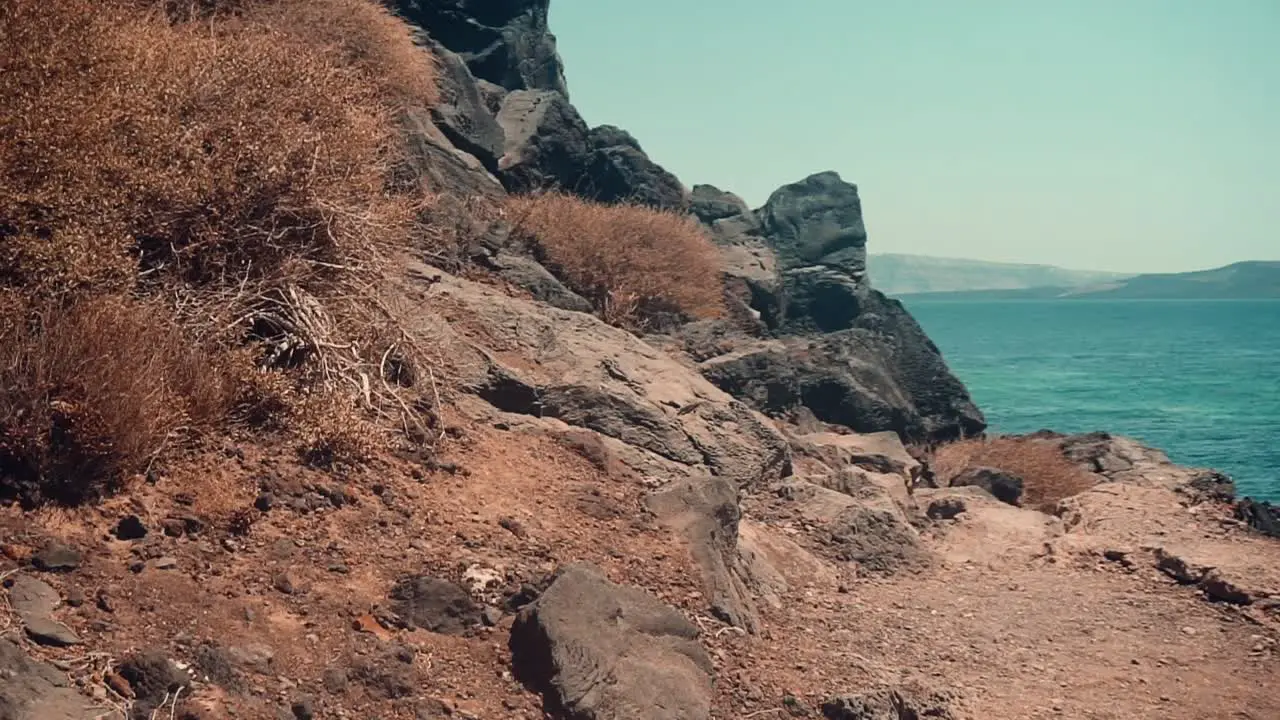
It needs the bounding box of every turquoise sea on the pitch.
[904,299,1280,501]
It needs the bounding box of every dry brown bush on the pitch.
[0,297,239,506]
[0,0,433,294]
[0,0,440,502]
[932,436,1100,510]
[507,193,725,329]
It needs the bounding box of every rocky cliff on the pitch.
[392,0,984,444]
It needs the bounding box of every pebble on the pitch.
[154,557,178,570]
[1181,626,1197,636]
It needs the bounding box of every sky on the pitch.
[548,0,1280,273]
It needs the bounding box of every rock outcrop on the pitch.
[758,171,869,333]
[686,173,985,444]
[392,0,568,97]
[494,89,592,194]
[510,564,714,720]
[584,126,687,209]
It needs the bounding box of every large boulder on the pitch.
[582,125,687,209]
[495,89,591,194]
[699,291,985,444]
[757,171,869,333]
[510,564,714,720]
[392,0,568,97]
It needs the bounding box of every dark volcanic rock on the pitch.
[926,497,967,520]
[822,686,955,719]
[495,89,591,194]
[951,466,1024,506]
[399,107,506,200]
[1237,498,1280,538]
[700,292,986,444]
[686,173,984,442]
[0,639,97,719]
[759,171,867,275]
[420,38,506,170]
[582,125,686,209]
[392,0,568,96]
[389,576,480,635]
[119,651,189,718]
[757,171,868,333]
[510,564,713,719]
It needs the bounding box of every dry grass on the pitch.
[0,0,433,294]
[0,297,239,506]
[932,436,1100,510]
[507,193,725,329]
[0,0,441,503]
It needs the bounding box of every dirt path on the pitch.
[712,487,1280,719]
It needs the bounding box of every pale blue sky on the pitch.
[549,1,1279,273]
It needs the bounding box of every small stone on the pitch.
[322,667,348,695]
[255,493,276,512]
[274,571,302,595]
[291,697,315,720]
[481,606,503,627]
[24,615,82,647]
[65,586,86,608]
[1181,626,1197,636]
[926,498,966,520]
[114,515,148,541]
[498,517,527,539]
[96,589,116,613]
[154,557,178,570]
[31,541,82,571]
[7,575,61,616]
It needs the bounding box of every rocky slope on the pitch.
[1,2,1275,719]
[394,0,984,444]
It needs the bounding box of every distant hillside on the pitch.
[868,253,1129,295]
[901,261,1280,301]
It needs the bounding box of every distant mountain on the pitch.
[868,253,1129,295]
[900,261,1280,301]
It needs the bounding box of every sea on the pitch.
[903,299,1280,501]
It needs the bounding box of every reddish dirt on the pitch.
[2,425,1278,719]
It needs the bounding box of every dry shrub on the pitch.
[507,193,725,329]
[0,297,238,506]
[0,0,440,502]
[0,0,431,295]
[932,436,1100,510]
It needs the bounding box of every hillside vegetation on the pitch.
[0,0,439,504]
